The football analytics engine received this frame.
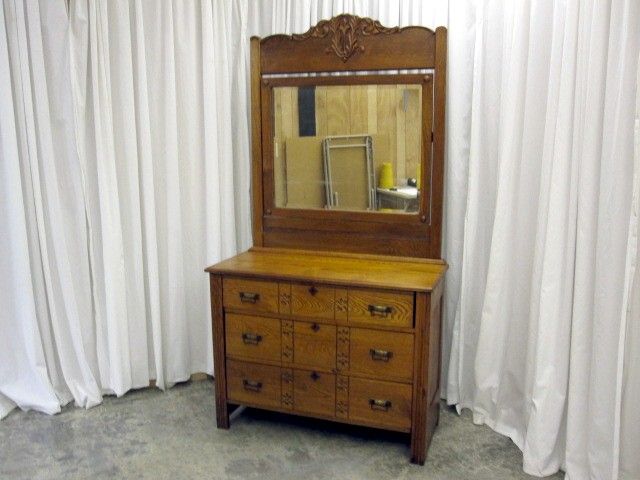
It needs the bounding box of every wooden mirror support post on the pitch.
[206,14,447,465]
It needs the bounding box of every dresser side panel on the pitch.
[211,274,229,428]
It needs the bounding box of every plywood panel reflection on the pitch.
[285,137,325,209]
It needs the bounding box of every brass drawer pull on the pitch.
[369,399,392,411]
[368,304,393,317]
[242,379,262,392]
[369,348,393,362]
[239,292,260,303]
[241,333,263,345]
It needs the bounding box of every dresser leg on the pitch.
[410,427,427,465]
[216,401,230,429]
[411,292,429,465]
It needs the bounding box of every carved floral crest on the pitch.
[291,14,400,62]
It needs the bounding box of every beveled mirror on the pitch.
[272,81,426,214]
[251,15,446,258]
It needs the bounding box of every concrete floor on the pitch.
[0,380,563,480]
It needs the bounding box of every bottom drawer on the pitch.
[349,377,412,431]
[226,359,280,409]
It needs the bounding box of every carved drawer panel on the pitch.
[348,377,412,431]
[225,314,281,363]
[348,289,414,328]
[281,368,294,410]
[292,321,336,369]
[281,319,294,363]
[336,326,350,371]
[223,278,280,314]
[336,375,349,419]
[226,359,281,409]
[293,369,336,417]
[349,328,414,382]
[290,283,335,319]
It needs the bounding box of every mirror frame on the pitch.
[250,14,447,258]
[263,75,432,218]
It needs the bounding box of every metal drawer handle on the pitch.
[239,292,260,303]
[368,304,393,317]
[369,399,392,411]
[242,333,263,345]
[369,348,393,362]
[310,323,320,332]
[242,379,262,392]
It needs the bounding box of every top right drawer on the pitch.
[347,289,414,328]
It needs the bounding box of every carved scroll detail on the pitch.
[281,368,293,410]
[282,320,294,363]
[336,375,349,418]
[292,14,400,62]
[337,326,350,371]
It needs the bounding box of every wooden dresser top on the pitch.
[206,247,447,292]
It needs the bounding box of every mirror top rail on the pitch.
[255,14,441,74]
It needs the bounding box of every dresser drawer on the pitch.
[290,283,335,319]
[226,360,281,409]
[225,314,281,363]
[293,369,336,417]
[223,278,280,314]
[349,328,414,382]
[293,321,336,369]
[349,377,412,431]
[348,289,414,328]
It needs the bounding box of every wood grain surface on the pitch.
[348,377,412,430]
[223,277,280,314]
[293,321,337,369]
[293,369,336,417]
[348,327,414,382]
[226,359,281,409]
[208,248,446,293]
[225,314,281,363]
[290,283,335,319]
[347,289,414,327]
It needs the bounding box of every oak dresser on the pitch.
[206,14,447,464]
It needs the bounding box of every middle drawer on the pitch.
[292,321,336,369]
[349,328,414,382]
[225,313,281,363]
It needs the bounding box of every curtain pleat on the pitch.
[1,0,63,417]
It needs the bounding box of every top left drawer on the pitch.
[223,278,280,314]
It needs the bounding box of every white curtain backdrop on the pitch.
[616,54,640,480]
[1,0,86,416]
[1,1,638,479]
[443,1,640,479]
[1,0,250,418]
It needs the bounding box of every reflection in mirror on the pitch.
[323,135,375,211]
[273,84,422,214]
